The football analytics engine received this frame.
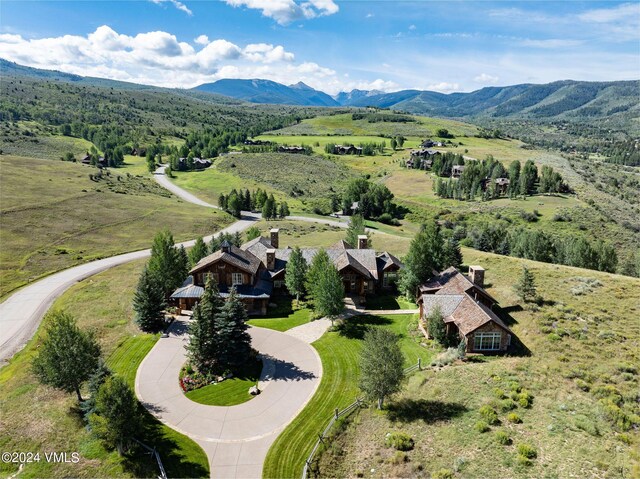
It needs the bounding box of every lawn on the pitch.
[247,297,312,332]
[365,293,416,311]
[0,155,232,298]
[184,358,263,406]
[0,259,209,479]
[312,249,640,479]
[262,314,434,479]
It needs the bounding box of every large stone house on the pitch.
[171,229,403,315]
[417,266,514,353]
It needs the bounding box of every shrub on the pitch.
[575,416,599,436]
[432,469,454,479]
[517,443,537,459]
[479,405,499,425]
[507,413,522,423]
[430,347,462,367]
[517,390,533,408]
[385,432,414,451]
[389,451,408,465]
[493,388,506,399]
[495,431,512,445]
[453,457,466,472]
[575,379,590,391]
[474,421,490,433]
[517,455,533,467]
[499,399,518,411]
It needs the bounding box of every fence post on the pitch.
[418,357,421,371]
[318,433,325,444]
[335,408,339,419]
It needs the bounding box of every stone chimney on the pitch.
[357,235,368,249]
[266,249,276,271]
[221,240,231,253]
[270,228,280,249]
[468,265,485,288]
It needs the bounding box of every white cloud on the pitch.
[365,13,374,18]
[149,0,193,16]
[577,2,639,23]
[0,25,382,94]
[474,73,499,84]
[409,24,416,31]
[194,34,210,45]
[426,82,460,93]
[224,0,338,25]
[520,38,583,49]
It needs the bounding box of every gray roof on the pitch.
[420,294,464,319]
[171,283,204,299]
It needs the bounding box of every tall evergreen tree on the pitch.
[514,266,537,303]
[345,213,370,248]
[148,230,184,298]
[133,266,166,332]
[442,237,463,269]
[189,237,208,267]
[32,311,101,402]
[285,246,308,301]
[398,222,445,298]
[359,328,404,409]
[186,279,224,374]
[215,288,252,371]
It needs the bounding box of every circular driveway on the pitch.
[136,317,324,478]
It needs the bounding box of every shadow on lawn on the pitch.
[386,398,468,424]
[121,411,209,479]
[336,314,393,340]
[261,354,317,382]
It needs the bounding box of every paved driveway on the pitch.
[136,317,326,478]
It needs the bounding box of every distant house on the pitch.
[277,146,306,154]
[495,177,510,195]
[335,145,363,155]
[421,139,444,148]
[80,154,91,165]
[170,229,403,314]
[178,157,212,170]
[452,165,465,178]
[244,139,271,146]
[97,157,107,168]
[417,266,514,353]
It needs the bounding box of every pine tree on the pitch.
[81,359,112,422]
[345,213,370,247]
[186,279,224,374]
[285,246,308,301]
[133,266,166,332]
[442,237,463,269]
[189,237,208,267]
[278,201,290,218]
[148,230,184,298]
[514,266,537,302]
[359,328,404,409]
[215,288,252,371]
[398,221,445,298]
[32,311,101,402]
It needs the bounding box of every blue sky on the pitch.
[1,1,638,94]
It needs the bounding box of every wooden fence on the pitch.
[301,358,422,479]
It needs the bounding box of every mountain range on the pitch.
[2,59,638,124]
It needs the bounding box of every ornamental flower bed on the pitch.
[179,364,214,392]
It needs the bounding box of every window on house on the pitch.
[274,280,285,288]
[473,332,502,351]
[383,272,397,287]
[232,273,243,285]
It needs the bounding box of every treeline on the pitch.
[218,188,290,219]
[462,224,618,273]
[598,140,640,166]
[434,157,567,200]
[341,177,403,224]
[351,112,415,123]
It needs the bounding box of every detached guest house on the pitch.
[171,229,403,315]
[417,266,514,353]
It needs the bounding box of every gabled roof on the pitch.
[242,236,274,262]
[190,244,261,275]
[330,239,353,250]
[420,267,497,304]
[376,252,403,271]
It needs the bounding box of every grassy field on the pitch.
[0,260,209,478]
[0,121,97,159]
[312,248,640,479]
[185,358,262,406]
[263,313,435,479]
[263,113,477,138]
[0,155,232,298]
[247,297,313,332]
